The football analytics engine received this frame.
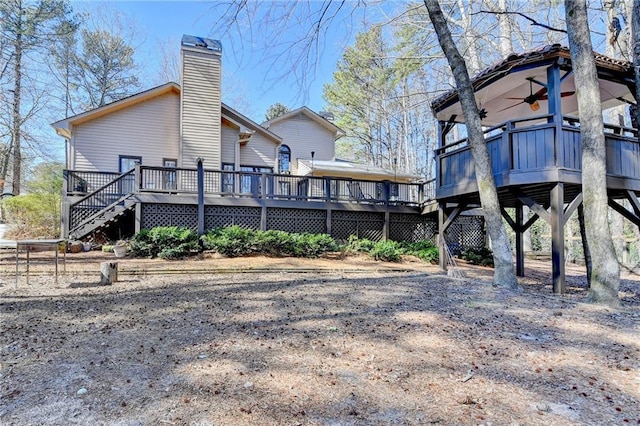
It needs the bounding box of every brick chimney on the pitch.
[180,35,222,168]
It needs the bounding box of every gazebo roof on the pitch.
[431,44,636,126]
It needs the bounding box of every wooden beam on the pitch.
[562,193,583,224]
[522,214,540,232]
[516,195,551,224]
[609,197,640,226]
[515,203,525,277]
[626,190,640,217]
[550,183,565,294]
[500,207,517,231]
[441,203,467,233]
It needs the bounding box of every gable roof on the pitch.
[52,82,181,137]
[262,106,345,138]
[51,82,281,143]
[431,44,636,126]
[222,103,281,144]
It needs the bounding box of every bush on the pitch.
[403,240,439,264]
[369,240,403,262]
[291,233,337,257]
[130,226,199,259]
[201,226,258,257]
[460,246,494,267]
[343,235,376,254]
[202,227,337,258]
[2,193,61,238]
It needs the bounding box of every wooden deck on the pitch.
[435,115,640,206]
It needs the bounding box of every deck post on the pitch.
[326,208,332,235]
[550,182,565,293]
[197,158,205,236]
[383,210,390,241]
[438,203,447,271]
[515,203,525,276]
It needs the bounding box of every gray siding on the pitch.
[72,92,180,171]
[268,113,335,174]
[221,124,237,165]
[181,47,222,169]
[240,133,277,169]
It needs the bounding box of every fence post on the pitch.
[134,162,141,193]
[325,177,331,201]
[197,158,205,236]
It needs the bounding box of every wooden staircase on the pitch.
[68,169,136,240]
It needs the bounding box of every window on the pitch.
[278,145,291,174]
[163,158,177,191]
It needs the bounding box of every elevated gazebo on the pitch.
[431,44,638,293]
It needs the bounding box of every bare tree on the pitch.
[423,0,518,289]
[565,0,620,306]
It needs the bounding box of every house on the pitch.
[53,35,466,246]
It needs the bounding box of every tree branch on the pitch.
[474,10,567,33]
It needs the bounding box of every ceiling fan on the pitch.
[499,78,575,112]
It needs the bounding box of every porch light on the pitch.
[311,151,315,176]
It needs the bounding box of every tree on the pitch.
[423,0,518,289]
[565,0,620,306]
[71,28,139,109]
[0,0,75,195]
[264,102,290,121]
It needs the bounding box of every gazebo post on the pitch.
[550,182,566,293]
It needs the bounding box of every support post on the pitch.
[326,208,332,236]
[438,204,447,271]
[550,182,565,293]
[515,203,525,277]
[100,262,118,286]
[197,158,205,236]
[383,210,390,241]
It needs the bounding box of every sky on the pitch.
[73,0,380,123]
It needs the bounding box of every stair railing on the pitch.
[68,168,137,235]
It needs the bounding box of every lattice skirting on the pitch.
[443,216,485,254]
[205,206,262,230]
[268,208,326,234]
[331,211,384,242]
[389,213,437,243]
[139,203,485,250]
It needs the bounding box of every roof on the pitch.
[431,44,636,126]
[51,82,281,143]
[222,103,281,144]
[262,106,346,139]
[298,159,418,182]
[52,82,181,136]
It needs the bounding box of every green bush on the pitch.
[130,226,199,259]
[460,246,494,267]
[202,227,337,258]
[369,240,403,262]
[291,233,338,257]
[201,226,258,257]
[343,235,376,254]
[2,193,61,238]
[403,240,439,264]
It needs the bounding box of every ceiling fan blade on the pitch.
[505,97,525,100]
[536,91,575,101]
[497,101,524,112]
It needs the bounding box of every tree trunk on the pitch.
[633,0,640,128]
[565,0,620,306]
[11,0,23,196]
[424,0,518,289]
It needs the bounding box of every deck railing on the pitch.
[65,166,433,208]
[436,114,640,191]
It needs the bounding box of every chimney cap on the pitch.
[181,35,222,54]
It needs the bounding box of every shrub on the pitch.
[2,193,61,238]
[369,240,403,262]
[291,233,337,257]
[403,240,439,264]
[343,235,376,254]
[130,226,199,259]
[460,246,494,267]
[201,226,257,257]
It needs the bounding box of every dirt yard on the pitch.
[1,250,639,425]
